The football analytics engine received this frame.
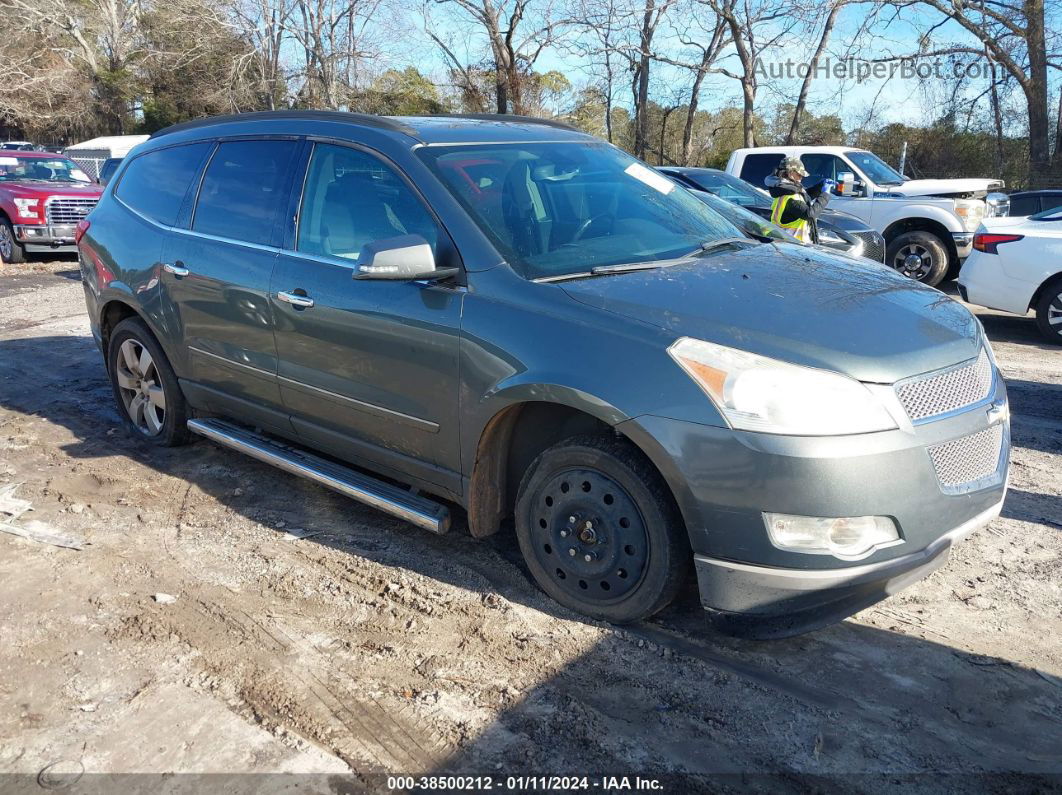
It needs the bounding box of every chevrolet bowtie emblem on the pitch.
[986,398,1009,425]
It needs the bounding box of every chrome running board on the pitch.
[187,418,450,534]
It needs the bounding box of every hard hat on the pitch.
[779,155,809,177]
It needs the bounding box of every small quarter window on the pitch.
[193,140,297,245]
[115,143,211,226]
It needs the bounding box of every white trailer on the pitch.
[63,135,149,180]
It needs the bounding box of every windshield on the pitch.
[678,169,771,209]
[0,155,92,184]
[418,142,744,280]
[688,188,799,245]
[845,150,906,186]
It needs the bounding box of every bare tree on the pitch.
[655,3,729,163]
[785,0,841,144]
[704,0,795,147]
[878,0,1062,184]
[223,0,294,109]
[629,0,672,158]
[424,0,559,114]
[563,0,624,141]
[284,0,384,108]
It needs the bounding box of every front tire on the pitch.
[515,435,689,623]
[107,317,191,446]
[0,217,27,264]
[886,230,949,286]
[1034,279,1062,345]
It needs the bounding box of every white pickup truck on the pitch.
[725,146,1009,286]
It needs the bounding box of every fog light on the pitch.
[764,513,901,560]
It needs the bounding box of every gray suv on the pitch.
[77,112,1010,636]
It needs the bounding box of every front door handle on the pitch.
[277,291,314,308]
[162,262,189,277]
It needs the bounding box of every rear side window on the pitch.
[739,153,782,189]
[193,140,297,246]
[114,143,210,226]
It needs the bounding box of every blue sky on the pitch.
[402,1,1051,136]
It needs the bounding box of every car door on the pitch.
[270,140,464,492]
[801,152,874,222]
[159,137,300,434]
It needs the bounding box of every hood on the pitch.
[887,178,1003,199]
[1,180,102,199]
[560,245,981,383]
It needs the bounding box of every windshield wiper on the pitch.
[687,237,756,256]
[589,260,681,275]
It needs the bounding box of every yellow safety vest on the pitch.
[770,194,813,243]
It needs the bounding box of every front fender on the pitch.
[879,203,964,236]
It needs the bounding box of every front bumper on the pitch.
[14,223,78,251]
[952,232,974,259]
[695,497,1003,637]
[618,374,1010,635]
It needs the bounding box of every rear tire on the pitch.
[515,435,690,624]
[107,317,191,446]
[0,217,27,264]
[1034,279,1062,345]
[886,230,949,286]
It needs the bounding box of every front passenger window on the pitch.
[297,144,437,260]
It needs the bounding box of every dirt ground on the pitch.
[0,257,1059,794]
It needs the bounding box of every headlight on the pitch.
[13,197,39,219]
[954,200,986,232]
[817,228,845,244]
[668,337,897,435]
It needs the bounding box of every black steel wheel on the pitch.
[515,435,689,623]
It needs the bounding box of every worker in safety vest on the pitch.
[764,155,832,244]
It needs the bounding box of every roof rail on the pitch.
[431,113,578,131]
[150,110,418,139]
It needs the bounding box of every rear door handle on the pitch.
[162,262,189,277]
[277,291,314,308]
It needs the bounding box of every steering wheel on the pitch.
[571,214,611,243]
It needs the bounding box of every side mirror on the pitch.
[353,234,458,281]
[837,171,857,196]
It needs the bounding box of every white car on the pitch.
[958,207,1062,344]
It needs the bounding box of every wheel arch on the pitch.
[98,297,168,360]
[1029,270,1062,312]
[466,397,686,541]
[882,216,959,266]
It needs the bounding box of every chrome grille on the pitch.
[927,424,1005,493]
[852,230,885,262]
[45,196,98,225]
[895,348,993,422]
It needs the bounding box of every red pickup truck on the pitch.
[0,151,103,263]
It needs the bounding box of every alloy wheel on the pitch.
[1049,290,1062,337]
[529,468,649,604]
[892,243,934,280]
[114,339,166,435]
[0,224,13,261]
